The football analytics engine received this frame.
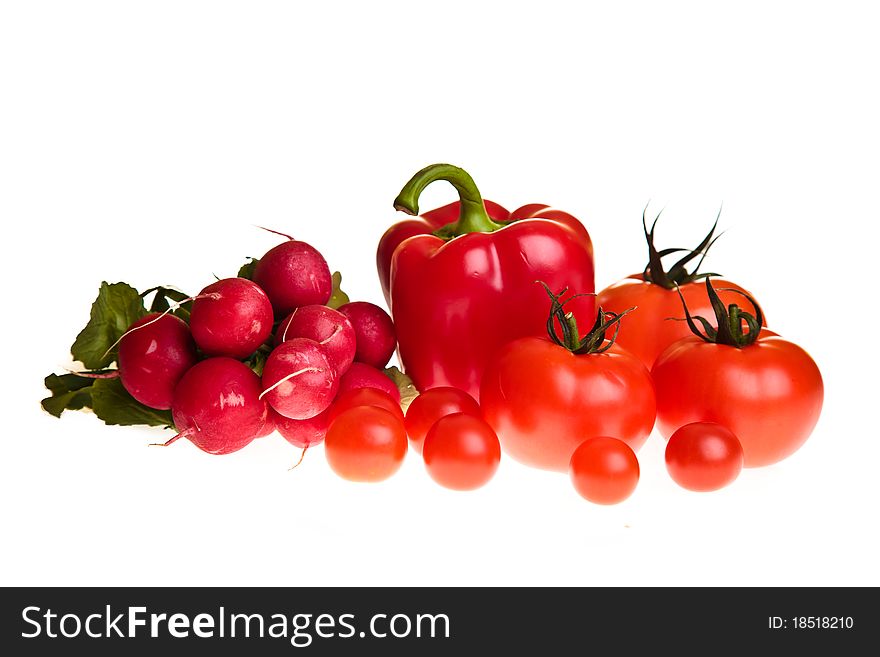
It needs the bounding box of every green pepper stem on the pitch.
[393,164,504,237]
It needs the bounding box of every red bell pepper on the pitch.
[378,164,595,400]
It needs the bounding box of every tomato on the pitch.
[653,335,822,467]
[422,413,501,491]
[329,387,404,424]
[664,422,744,491]
[324,406,408,482]
[597,210,764,369]
[569,437,639,504]
[481,337,656,471]
[598,274,761,369]
[405,386,481,454]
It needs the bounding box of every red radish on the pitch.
[255,407,282,438]
[275,407,331,448]
[276,305,356,375]
[337,302,397,369]
[189,278,273,359]
[261,338,338,419]
[168,357,268,455]
[337,362,400,402]
[253,240,332,317]
[117,313,197,410]
[276,387,403,451]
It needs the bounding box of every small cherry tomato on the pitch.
[324,406,407,482]
[569,437,640,505]
[329,387,404,424]
[405,387,481,454]
[422,413,501,491]
[665,422,743,492]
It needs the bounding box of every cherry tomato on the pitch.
[665,422,743,491]
[329,387,404,424]
[405,387,481,454]
[653,335,823,467]
[481,337,656,472]
[569,437,639,505]
[598,275,761,369]
[422,413,500,491]
[324,406,407,482]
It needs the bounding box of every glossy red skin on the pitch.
[652,336,823,467]
[404,386,481,454]
[665,422,743,491]
[597,275,763,369]
[255,407,281,438]
[274,407,330,448]
[337,302,396,369]
[480,337,656,472]
[328,387,404,424]
[569,437,640,505]
[384,202,595,400]
[324,406,408,482]
[190,278,274,359]
[118,313,197,410]
[276,388,404,449]
[261,338,338,420]
[253,240,332,317]
[423,413,501,491]
[171,357,268,455]
[276,305,356,376]
[337,362,400,402]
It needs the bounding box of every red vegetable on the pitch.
[404,386,481,454]
[569,437,640,505]
[480,286,656,472]
[189,278,274,359]
[652,279,823,467]
[324,406,408,482]
[118,313,197,410]
[423,413,500,491]
[169,357,268,455]
[276,304,356,376]
[253,238,332,317]
[336,301,396,369]
[337,362,400,402]
[380,164,595,399]
[261,338,338,420]
[598,210,762,369]
[665,422,743,491]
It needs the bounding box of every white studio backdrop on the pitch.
[1,1,878,586]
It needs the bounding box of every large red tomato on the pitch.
[598,210,763,369]
[481,335,656,472]
[652,279,823,468]
[481,286,657,472]
[599,274,760,369]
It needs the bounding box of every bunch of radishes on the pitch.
[112,235,399,457]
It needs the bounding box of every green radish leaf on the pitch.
[327,271,350,309]
[41,373,95,418]
[245,347,270,377]
[383,366,418,412]
[238,257,259,280]
[90,378,175,428]
[71,282,147,369]
[143,286,193,321]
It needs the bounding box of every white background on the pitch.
[2,1,878,587]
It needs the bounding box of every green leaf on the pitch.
[383,366,418,412]
[41,373,95,418]
[71,282,147,369]
[238,258,259,280]
[90,378,175,427]
[327,271,350,309]
[144,286,193,321]
[245,347,270,377]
